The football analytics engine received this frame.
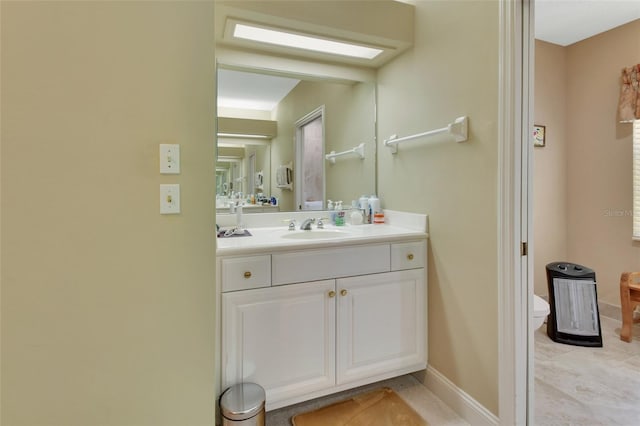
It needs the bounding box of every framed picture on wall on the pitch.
[533,124,546,147]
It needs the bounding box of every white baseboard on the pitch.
[416,365,499,426]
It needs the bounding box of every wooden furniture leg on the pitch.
[620,272,640,342]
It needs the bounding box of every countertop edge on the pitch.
[216,231,428,257]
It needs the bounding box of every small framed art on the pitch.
[533,124,546,147]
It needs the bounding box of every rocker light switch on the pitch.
[160,144,180,174]
[160,184,180,214]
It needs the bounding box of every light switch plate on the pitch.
[160,184,180,214]
[160,144,180,174]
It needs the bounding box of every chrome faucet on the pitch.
[300,218,315,230]
[316,217,328,229]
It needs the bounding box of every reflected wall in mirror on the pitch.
[217,66,376,213]
[216,140,273,212]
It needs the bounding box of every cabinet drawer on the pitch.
[272,244,390,285]
[222,255,271,292]
[391,241,426,271]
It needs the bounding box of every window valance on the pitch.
[619,64,640,122]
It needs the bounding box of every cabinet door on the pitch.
[222,280,336,406]
[336,269,426,385]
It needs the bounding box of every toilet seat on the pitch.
[532,294,550,330]
[534,294,550,317]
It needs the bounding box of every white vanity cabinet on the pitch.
[219,239,427,411]
[336,269,425,386]
[222,280,336,404]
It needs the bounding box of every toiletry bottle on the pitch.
[368,195,380,224]
[369,195,384,224]
[359,195,369,223]
[328,200,335,224]
[350,200,364,225]
[235,202,244,231]
[335,201,345,226]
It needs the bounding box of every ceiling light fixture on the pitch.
[232,23,383,60]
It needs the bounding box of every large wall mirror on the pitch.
[212,0,415,215]
[216,66,377,213]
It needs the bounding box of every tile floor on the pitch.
[534,315,640,425]
[265,314,640,426]
[266,374,468,426]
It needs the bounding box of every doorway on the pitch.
[295,106,326,211]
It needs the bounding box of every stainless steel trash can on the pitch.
[220,383,265,426]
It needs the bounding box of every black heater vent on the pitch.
[545,262,603,347]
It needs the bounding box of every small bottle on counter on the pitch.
[328,200,335,224]
[369,195,384,223]
[350,200,364,225]
[359,195,369,223]
[335,201,345,226]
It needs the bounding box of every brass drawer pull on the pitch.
[243,271,252,279]
[328,290,336,298]
[407,253,414,260]
[340,289,348,296]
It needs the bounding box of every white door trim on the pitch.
[498,0,532,424]
[294,105,326,211]
[523,1,536,424]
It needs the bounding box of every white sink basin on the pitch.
[281,230,347,240]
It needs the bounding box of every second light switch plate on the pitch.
[160,184,180,214]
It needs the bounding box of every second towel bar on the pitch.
[384,116,468,154]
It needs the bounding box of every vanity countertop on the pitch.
[216,209,428,256]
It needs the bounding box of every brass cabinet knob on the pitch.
[407,253,414,260]
[328,290,336,298]
[340,289,348,296]
[243,271,252,279]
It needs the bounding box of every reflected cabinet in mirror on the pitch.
[216,66,376,213]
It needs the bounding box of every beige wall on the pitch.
[271,80,376,211]
[533,41,568,296]
[566,19,640,305]
[534,20,640,305]
[1,2,216,425]
[377,0,499,415]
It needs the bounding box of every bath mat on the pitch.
[291,387,428,426]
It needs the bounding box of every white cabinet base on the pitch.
[219,240,427,411]
[265,364,426,411]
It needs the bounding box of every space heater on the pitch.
[545,262,603,347]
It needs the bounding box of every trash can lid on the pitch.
[220,383,266,421]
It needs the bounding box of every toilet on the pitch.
[533,294,550,330]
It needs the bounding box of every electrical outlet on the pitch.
[160,184,180,214]
[160,144,180,174]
